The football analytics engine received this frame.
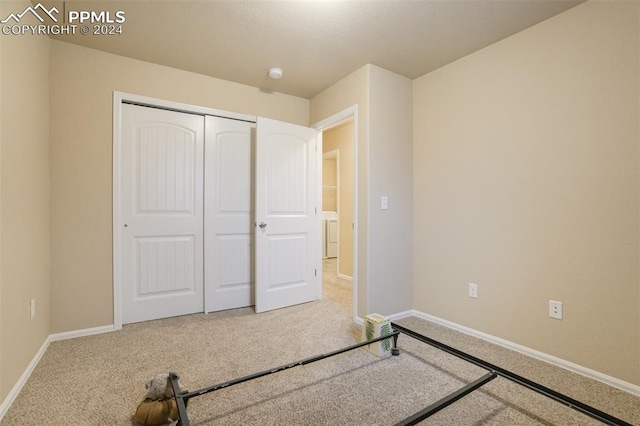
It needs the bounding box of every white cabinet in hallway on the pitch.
[322,211,338,259]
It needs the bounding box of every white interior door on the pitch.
[204,116,255,311]
[120,104,204,324]
[255,117,320,313]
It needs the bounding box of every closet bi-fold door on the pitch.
[119,104,318,321]
[120,104,204,324]
[204,116,255,312]
[255,117,321,313]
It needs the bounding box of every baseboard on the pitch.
[0,335,51,421]
[0,324,116,421]
[387,310,414,321]
[337,273,353,281]
[401,310,640,397]
[49,324,116,342]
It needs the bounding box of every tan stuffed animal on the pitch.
[133,372,186,426]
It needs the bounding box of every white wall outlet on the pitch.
[468,283,478,299]
[549,300,563,320]
[30,299,36,319]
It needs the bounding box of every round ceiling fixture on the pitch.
[268,67,284,80]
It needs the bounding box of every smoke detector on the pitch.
[268,67,284,80]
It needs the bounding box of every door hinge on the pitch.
[315,269,317,277]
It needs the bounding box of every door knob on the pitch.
[258,222,267,229]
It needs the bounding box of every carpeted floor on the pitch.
[2,259,639,425]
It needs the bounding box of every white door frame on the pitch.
[112,91,255,330]
[311,105,359,323]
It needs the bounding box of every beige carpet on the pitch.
[2,259,639,425]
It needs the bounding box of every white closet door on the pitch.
[204,116,254,311]
[120,104,204,324]
[255,117,320,313]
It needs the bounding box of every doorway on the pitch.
[314,107,357,319]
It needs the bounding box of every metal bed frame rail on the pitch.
[169,323,632,426]
[390,323,632,426]
[170,331,401,426]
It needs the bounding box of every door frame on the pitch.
[311,105,359,323]
[112,91,255,330]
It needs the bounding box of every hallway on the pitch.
[322,258,352,316]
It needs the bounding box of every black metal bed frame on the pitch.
[169,322,632,426]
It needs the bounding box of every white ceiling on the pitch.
[43,0,584,99]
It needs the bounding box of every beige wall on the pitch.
[323,122,354,278]
[49,40,310,333]
[0,1,51,401]
[413,1,640,385]
[311,64,413,317]
[368,66,413,315]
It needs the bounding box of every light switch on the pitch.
[381,196,388,210]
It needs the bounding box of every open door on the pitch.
[255,117,320,313]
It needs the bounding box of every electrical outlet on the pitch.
[549,300,563,320]
[30,299,36,319]
[468,283,478,299]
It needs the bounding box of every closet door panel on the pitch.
[120,104,204,324]
[255,117,320,313]
[205,117,255,312]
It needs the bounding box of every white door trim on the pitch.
[311,105,359,323]
[113,92,256,330]
[114,92,256,122]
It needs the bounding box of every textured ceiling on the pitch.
[37,0,584,99]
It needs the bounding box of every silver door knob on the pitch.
[258,222,267,229]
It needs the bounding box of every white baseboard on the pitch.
[0,324,116,421]
[400,310,640,397]
[387,310,414,321]
[0,335,51,422]
[49,324,116,342]
[337,273,353,281]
